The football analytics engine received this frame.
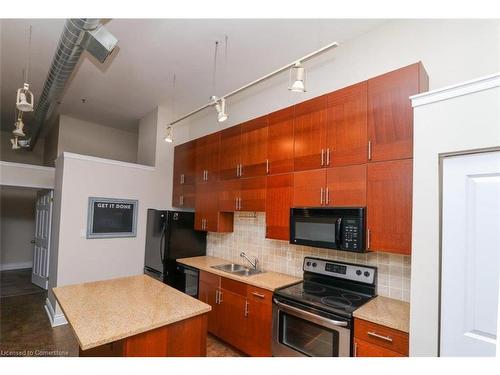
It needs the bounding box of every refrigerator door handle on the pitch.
[160,221,167,264]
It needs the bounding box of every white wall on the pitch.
[177,19,500,141]
[55,115,139,164]
[410,75,500,356]
[137,109,157,166]
[0,186,37,270]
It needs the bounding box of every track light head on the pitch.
[16,83,34,112]
[11,137,20,150]
[211,96,228,123]
[164,126,173,143]
[13,112,26,137]
[289,62,306,93]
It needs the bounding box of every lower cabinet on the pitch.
[353,318,408,357]
[198,270,272,356]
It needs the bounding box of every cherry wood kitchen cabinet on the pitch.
[293,165,366,208]
[366,159,413,254]
[243,285,273,356]
[267,106,294,174]
[195,132,220,184]
[198,271,221,336]
[194,184,233,233]
[218,126,242,180]
[293,95,328,171]
[265,173,293,241]
[354,318,408,357]
[367,62,428,162]
[326,81,368,167]
[218,177,266,212]
[240,116,268,178]
[172,140,196,208]
[218,278,248,350]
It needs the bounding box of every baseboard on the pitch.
[44,298,68,327]
[0,261,33,271]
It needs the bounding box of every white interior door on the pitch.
[440,151,500,357]
[32,189,53,289]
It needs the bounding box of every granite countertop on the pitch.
[52,274,211,350]
[353,296,410,333]
[178,255,302,291]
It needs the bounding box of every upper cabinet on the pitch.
[326,81,368,166]
[367,62,429,162]
[195,132,220,184]
[172,140,196,208]
[293,95,328,171]
[240,116,268,178]
[219,126,242,180]
[267,106,294,174]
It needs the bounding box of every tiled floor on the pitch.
[0,269,242,357]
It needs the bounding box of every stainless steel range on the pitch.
[272,257,377,357]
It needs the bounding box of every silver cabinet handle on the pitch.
[366,229,371,249]
[354,341,358,357]
[326,148,330,166]
[368,141,372,161]
[251,292,266,299]
[179,195,184,206]
[238,197,242,210]
[235,197,239,210]
[205,170,209,181]
[321,149,325,166]
[244,300,249,317]
[274,298,348,327]
[236,164,240,177]
[239,164,243,177]
[325,187,330,205]
[320,187,324,205]
[266,159,269,174]
[215,289,219,304]
[367,331,393,342]
[180,174,185,184]
[218,290,223,304]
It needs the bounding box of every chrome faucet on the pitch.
[240,251,258,271]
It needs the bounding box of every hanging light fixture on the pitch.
[164,126,173,143]
[10,137,21,150]
[16,26,35,112]
[211,96,228,122]
[288,61,306,93]
[13,111,25,137]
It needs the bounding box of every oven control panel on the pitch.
[303,257,376,284]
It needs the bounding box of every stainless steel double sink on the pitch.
[211,263,263,277]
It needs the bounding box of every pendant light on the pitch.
[211,96,228,123]
[288,62,306,92]
[16,26,35,112]
[164,126,173,143]
[13,111,25,137]
[10,137,21,150]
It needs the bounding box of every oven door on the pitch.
[272,298,351,357]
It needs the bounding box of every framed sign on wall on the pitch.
[87,197,138,239]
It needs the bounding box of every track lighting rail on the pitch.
[169,41,339,126]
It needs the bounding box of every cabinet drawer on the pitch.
[246,285,272,305]
[354,318,408,355]
[354,338,404,357]
[221,277,247,296]
[199,270,220,286]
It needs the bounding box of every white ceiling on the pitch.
[0,19,388,135]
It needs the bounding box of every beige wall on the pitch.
[56,115,138,164]
[410,78,500,356]
[0,130,45,166]
[43,119,60,167]
[137,110,157,166]
[0,186,37,270]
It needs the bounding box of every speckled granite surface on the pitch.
[353,296,410,333]
[53,274,211,350]
[178,256,302,291]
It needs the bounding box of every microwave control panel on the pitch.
[340,218,363,251]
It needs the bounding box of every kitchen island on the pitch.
[52,274,211,357]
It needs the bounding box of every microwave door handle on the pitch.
[335,218,342,247]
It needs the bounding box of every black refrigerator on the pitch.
[144,209,206,297]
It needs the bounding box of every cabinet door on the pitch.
[198,271,221,336]
[173,141,196,208]
[196,132,220,184]
[293,95,328,171]
[367,159,413,254]
[354,338,404,357]
[244,299,272,356]
[219,126,241,180]
[326,81,368,167]
[267,106,294,174]
[293,169,326,207]
[218,289,247,349]
[240,176,266,212]
[218,180,240,212]
[367,63,428,162]
[240,116,268,178]
[326,164,366,207]
[266,173,293,241]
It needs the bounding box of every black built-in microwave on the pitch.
[290,207,366,252]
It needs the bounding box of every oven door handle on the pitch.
[273,298,348,327]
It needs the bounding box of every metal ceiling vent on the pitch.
[28,19,118,149]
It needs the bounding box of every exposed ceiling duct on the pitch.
[27,18,118,150]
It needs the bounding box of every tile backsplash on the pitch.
[207,212,411,302]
